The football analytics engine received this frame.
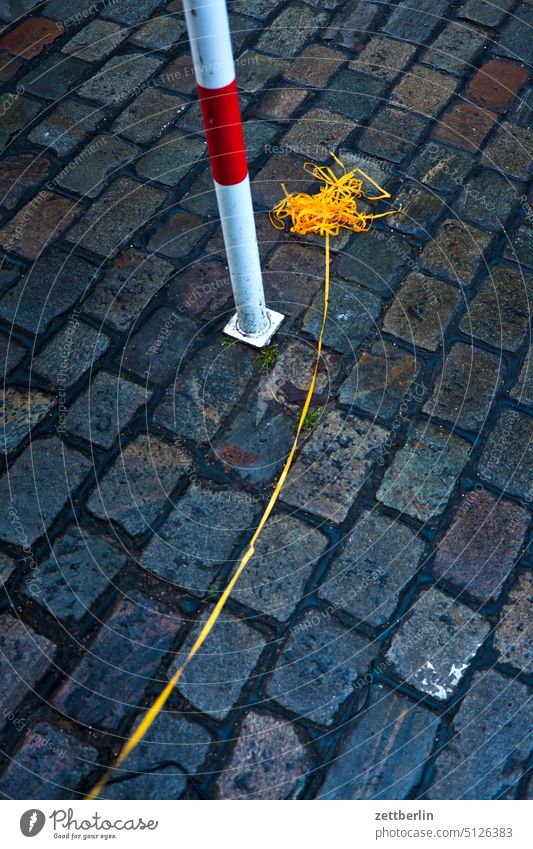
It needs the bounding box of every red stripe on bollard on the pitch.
[197,79,248,186]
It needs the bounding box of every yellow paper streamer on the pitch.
[86,154,398,800]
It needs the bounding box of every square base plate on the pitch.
[223,309,285,348]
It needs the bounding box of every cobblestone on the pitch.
[252,154,315,209]
[81,247,174,332]
[0,192,80,260]
[339,340,421,419]
[465,59,529,114]
[377,422,471,522]
[459,265,533,351]
[102,0,163,26]
[87,434,190,537]
[0,551,15,585]
[256,4,326,58]
[493,572,532,672]
[263,242,324,315]
[175,608,266,719]
[266,612,377,725]
[280,108,356,162]
[19,53,87,101]
[0,50,22,82]
[54,591,183,730]
[102,714,210,799]
[386,587,489,700]
[216,710,311,799]
[493,3,533,66]
[0,17,62,60]
[458,0,512,27]
[509,85,533,128]
[382,0,449,45]
[112,89,187,145]
[0,437,91,545]
[419,219,492,287]
[382,273,463,351]
[0,248,96,333]
[455,169,519,231]
[157,55,197,95]
[0,615,56,730]
[407,143,475,192]
[359,107,427,163]
[391,65,456,116]
[78,53,164,106]
[337,231,412,296]
[0,332,25,374]
[285,43,344,87]
[135,130,206,186]
[62,370,150,449]
[0,95,43,151]
[130,16,185,51]
[166,258,233,320]
[28,98,106,156]
[232,514,329,621]
[504,221,533,269]
[0,386,55,453]
[62,19,127,63]
[236,51,289,93]
[387,185,446,239]
[66,178,167,257]
[148,210,206,259]
[121,307,197,386]
[319,685,438,798]
[433,102,497,151]
[141,484,257,596]
[25,526,126,622]
[511,350,533,405]
[481,122,533,179]
[153,340,256,442]
[55,136,140,198]
[232,0,283,19]
[428,670,533,798]
[319,510,425,627]
[478,408,533,500]
[101,768,186,800]
[423,23,486,75]
[282,408,390,522]
[323,0,382,50]
[432,488,530,603]
[350,36,415,82]
[321,70,386,122]
[0,721,97,800]
[423,341,502,431]
[303,281,382,353]
[258,339,341,417]
[214,398,295,486]
[0,153,52,209]
[255,87,308,121]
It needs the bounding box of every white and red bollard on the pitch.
[182,0,284,347]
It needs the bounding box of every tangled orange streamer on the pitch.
[270,152,400,237]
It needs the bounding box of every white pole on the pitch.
[182,0,284,346]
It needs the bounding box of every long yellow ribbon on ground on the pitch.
[86,155,398,800]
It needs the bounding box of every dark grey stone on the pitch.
[319,511,425,627]
[141,484,258,596]
[319,685,438,798]
[266,612,377,725]
[386,587,489,700]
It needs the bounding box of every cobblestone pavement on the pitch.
[0,0,531,801]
